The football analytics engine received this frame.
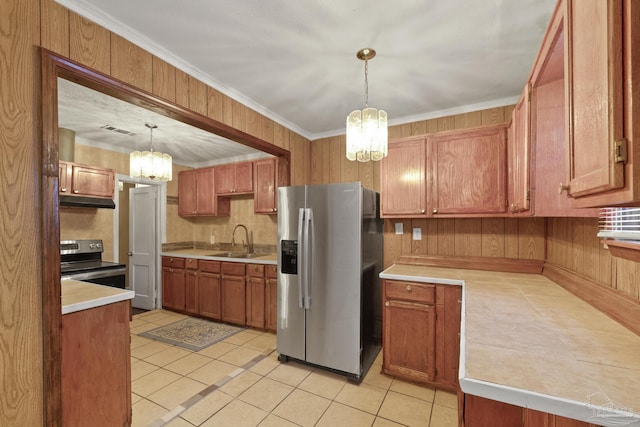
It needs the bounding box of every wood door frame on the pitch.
[40,48,290,425]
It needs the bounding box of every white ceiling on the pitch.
[56,0,556,163]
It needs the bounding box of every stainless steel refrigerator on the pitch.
[277,182,383,381]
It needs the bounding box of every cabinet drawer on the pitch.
[162,256,185,269]
[222,262,246,276]
[385,281,435,304]
[199,260,221,273]
[247,264,265,278]
[265,265,277,279]
[185,258,198,270]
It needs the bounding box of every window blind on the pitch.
[598,207,640,241]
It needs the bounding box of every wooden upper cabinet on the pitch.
[508,85,531,214]
[216,161,254,195]
[178,168,230,217]
[428,125,507,215]
[59,161,114,199]
[381,138,427,217]
[254,158,277,214]
[565,0,624,199]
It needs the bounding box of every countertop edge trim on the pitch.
[161,252,277,265]
[62,290,134,315]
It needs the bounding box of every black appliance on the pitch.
[61,239,126,289]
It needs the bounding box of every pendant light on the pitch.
[346,48,388,162]
[130,123,172,181]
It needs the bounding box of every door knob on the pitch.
[385,301,390,307]
[128,252,133,256]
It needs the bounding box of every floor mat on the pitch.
[140,318,245,351]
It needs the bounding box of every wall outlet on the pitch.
[209,235,215,244]
[412,227,422,241]
[395,223,403,235]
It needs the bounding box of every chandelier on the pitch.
[346,48,388,162]
[130,123,172,181]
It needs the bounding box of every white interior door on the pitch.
[129,186,157,309]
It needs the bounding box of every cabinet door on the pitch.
[162,267,185,311]
[435,286,462,389]
[199,272,221,320]
[178,170,197,216]
[381,138,426,216]
[463,394,523,427]
[509,85,531,213]
[265,277,277,332]
[59,161,71,193]
[215,164,235,194]
[185,271,198,313]
[71,164,114,198]
[254,158,277,214]
[246,277,265,328]
[429,125,507,215]
[196,167,215,214]
[221,275,246,325]
[565,0,624,198]
[234,161,254,193]
[383,299,436,382]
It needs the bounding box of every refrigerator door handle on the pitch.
[305,208,314,309]
[297,208,306,309]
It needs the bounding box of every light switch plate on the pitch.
[395,223,403,235]
[412,228,422,240]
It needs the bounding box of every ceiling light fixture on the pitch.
[346,48,388,162]
[129,123,172,181]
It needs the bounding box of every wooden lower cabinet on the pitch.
[162,258,186,311]
[199,260,222,320]
[246,277,266,328]
[221,262,246,325]
[185,270,198,313]
[460,395,598,427]
[265,265,277,332]
[382,280,461,388]
[62,300,131,427]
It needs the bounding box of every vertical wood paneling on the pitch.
[1,0,44,424]
[151,56,175,102]
[454,219,482,256]
[41,0,69,56]
[69,11,110,75]
[175,69,190,109]
[615,258,640,298]
[411,219,428,254]
[290,133,310,186]
[222,96,234,128]
[518,217,545,259]
[188,76,207,116]
[245,108,261,139]
[207,87,224,123]
[426,219,438,254]
[481,107,505,125]
[454,111,482,129]
[261,114,274,144]
[504,218,520,258]
[273,122,289,150]
[571,218,586,275]
[329,137,342,183]
[358,160,374,190]
[437,116,456,132]
[231,99,247,132]
[437,219,456,255]
[384,219,403,268]
[309,140,325,184]
[583,218,600,280]
[481,218,505,258]
[411,120,427,135]
[110,34,152,92]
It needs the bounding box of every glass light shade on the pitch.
[346,107,388,162]
[129,150,172,181]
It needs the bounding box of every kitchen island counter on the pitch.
[61,279,134,315]
[380,263,640,426]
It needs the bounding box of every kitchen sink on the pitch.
[208,252,262,259]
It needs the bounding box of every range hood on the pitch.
[59,195,115,209]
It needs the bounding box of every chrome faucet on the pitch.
[231,224,252,253]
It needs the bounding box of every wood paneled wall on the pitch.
[547,217,640,300]
[1,0,44,425]
[39,0,310,185]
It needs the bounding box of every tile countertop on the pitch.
[380,264,640,426]
[161,249,277,265]
[61,279,134,315]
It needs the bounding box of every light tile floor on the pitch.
[130,309,458,427]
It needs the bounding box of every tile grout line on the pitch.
[147,348,276,426]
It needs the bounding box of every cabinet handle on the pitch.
[385,301,390,307]
[510,203,516,213]
[420,209,425,214]
[558,183,570,194]
[458,299,462,304]
[60,187,66,192]
[432,208,438,214]
[406,285,412,291]
[73,190,79,194]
